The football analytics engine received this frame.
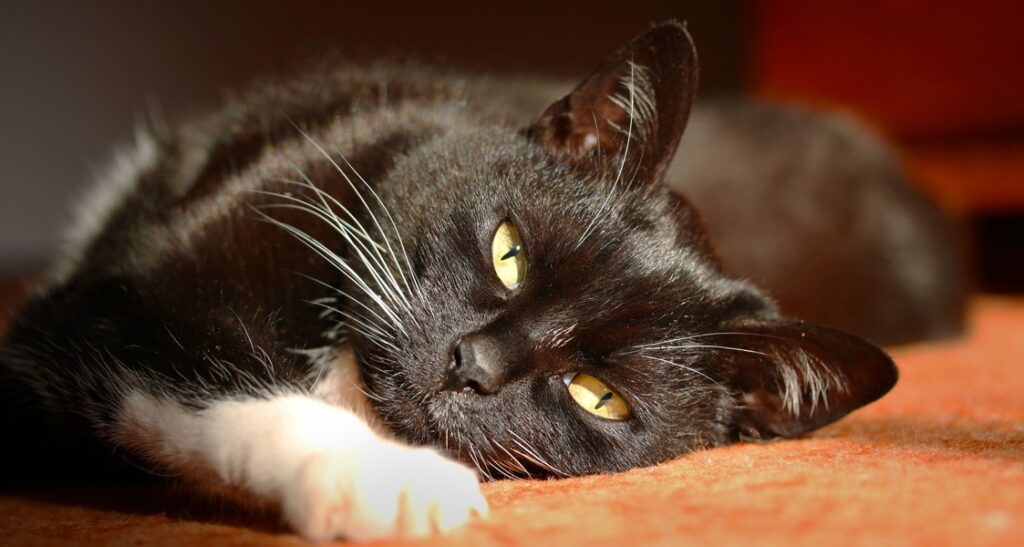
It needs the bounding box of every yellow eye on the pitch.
[563,373,631,421]
[491,221,527,289]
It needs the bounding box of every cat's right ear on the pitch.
[527,21,698,184]
[718,318,899,440]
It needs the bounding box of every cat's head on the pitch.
[353,22,897,477]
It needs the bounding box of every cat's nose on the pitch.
[446,334,509,395]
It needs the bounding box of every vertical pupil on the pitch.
[594,391,614,410]
[492,222,525,289]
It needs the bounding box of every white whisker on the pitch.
[252,187,385,252]
[574,57,639,251]
[640,344,769,357]
[332,145,421,300]
[506,428,567,477]
[252,209,407,334]
[290,126,416,314]
[277,171,411,318]
[490,439,531,478]
[641,355,720,385]
[297,274,393,332]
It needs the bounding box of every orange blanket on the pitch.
[1,298,1021,546]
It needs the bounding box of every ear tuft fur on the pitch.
[721,319,898,440]
[528,21,699,184]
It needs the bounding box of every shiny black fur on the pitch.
[1,23,917,483]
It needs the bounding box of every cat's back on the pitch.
[667,99,966,344]
[43,61,965,347]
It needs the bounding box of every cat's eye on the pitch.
[491,221,527,289]
[562,372,632,421]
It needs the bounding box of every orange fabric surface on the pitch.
[1,298,1022,546]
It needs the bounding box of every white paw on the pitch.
[282,441,488,542]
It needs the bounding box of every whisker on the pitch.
[332,145,421,300]
[481,441,519,480]
[506,429,568,477]
[574,56,638,251]
[298,274,393,334]
[641,344,769,357]
[275,174,411,318]
[251,188,407,335]
[251,188,385,253]
[279,172,409,310]
[467,445,494,481]
[633,331,789,349]
[251,208,407,334]
[289,125,416,312]
[641,355,720,385]
[307,299,388,340]
[490,439,531,479]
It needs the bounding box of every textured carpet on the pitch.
[1,298,1021,546]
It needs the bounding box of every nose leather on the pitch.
[447,334,511,394]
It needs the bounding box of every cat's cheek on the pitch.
[282,442,488,542]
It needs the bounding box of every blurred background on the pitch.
[1,0,1022,298]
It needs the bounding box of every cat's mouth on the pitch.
[419,392,549,479]
[354,347,567,478]
[350,349,452,443]
[381,370,508,461]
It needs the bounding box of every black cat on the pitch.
[0,22,960,541]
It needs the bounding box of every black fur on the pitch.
[1,22,930,485]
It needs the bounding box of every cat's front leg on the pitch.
[284,434,488,541]
[117,392,488,541]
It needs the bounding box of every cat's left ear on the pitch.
[718,319,898,440]
[528,21,698,183]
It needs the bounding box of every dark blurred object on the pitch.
[0,272,36,327]
[972,215,1024,294]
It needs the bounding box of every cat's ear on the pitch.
[718,319,898,440]
[528,21,698,183]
